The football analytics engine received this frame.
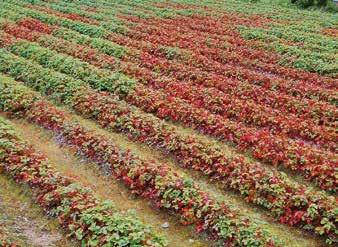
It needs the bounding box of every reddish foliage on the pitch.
[4,17,335,189]
[109,32,336,124]
[4,22,117,69]
[0,7,336,242]
[71,90,337,239]
[2,90,277,246]
[125,84,337,190]
[0,31,16,47]
[321,28,338,37]
[120,14,336,89]
[2,23,42,41]
[121,59,337,150]
[18,18,55,34]
[28,5,100,25]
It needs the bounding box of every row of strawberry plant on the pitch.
[0,74,278,247]
[49,3,336,115]
[32,1,149,34]
[124,14,337,76]
[2,1,335,105]
[17,1,338,75]
[1,22,117,71]
[29,1,131,31]
[143,0,336,41]
[0,49,336,243]
[0,5,128,58]
[35,3,100,25]
[0,1,113,37]
[35,0,109,22]
[0,116,167,247]
[3,27,335,151]
[63,0,335,90]
[113,18,337,100]
[0,30,15,47]
[68,0,186,19]
[1,0,336,126]
[115,53,336,150]
[109,32,337,122]
[3,39,336,191]
[62,0,336,84]
[43,0,142,19]
[4,14,336,151]
[0,1,123,37]
[123,60,337,149]
[237,25,337,77]
[238,24,336,54]
[23,9,332,149]
[20,17,335,128]
[3,35,135,95]
[120,14,320,82]
[124,83,337,191]
[138,10,335,54]
[38,0,332,102]
[44,1,278,67]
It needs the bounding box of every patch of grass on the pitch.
[0,174,77,247]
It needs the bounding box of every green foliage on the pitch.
[291,0,338,11]
[0,74,38,113]
[0,49,86,103]
[52,28,127,58]
[238,22,338,76]
[7,41,135,94]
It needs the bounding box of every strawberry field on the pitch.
[0,0,336,246]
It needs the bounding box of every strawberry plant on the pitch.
[0,116,167,247]
[0,0,336,245]
[0,74,278,246]
[2,41,335,191]
[0,61,336,243]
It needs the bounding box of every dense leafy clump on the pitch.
[0,0,336,246]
